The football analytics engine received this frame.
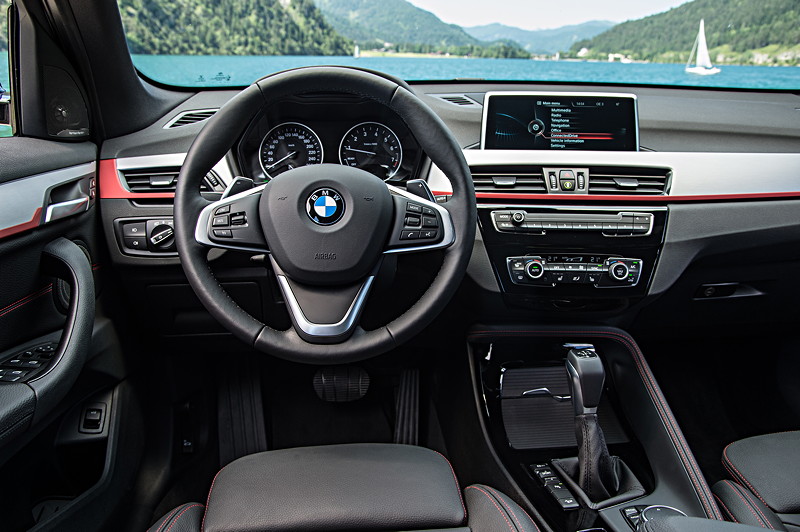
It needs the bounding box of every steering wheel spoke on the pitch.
[271,256,375,343]
[195,185,270,253]
[384,185,455,254]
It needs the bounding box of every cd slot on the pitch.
[492,210,652,237]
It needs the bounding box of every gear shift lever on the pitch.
[566,347,605,416]
[565,346,620,502]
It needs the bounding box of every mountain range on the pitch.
[464,21,614,55]
[570,0,800,65]
[118,0,351,55]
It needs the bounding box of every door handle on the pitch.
[45,196,90,223]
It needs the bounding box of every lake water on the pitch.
[2,51,799,93]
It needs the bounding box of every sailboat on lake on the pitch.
[686,19,721,75]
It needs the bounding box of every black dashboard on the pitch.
[96,80,800,338]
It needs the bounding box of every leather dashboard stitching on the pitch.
[165,503,202,532]
[485,485,541,532]
[466,485,516,532]
[714,493,740,523]
[467,328,723,520]
[0,284,53,318]
[432,449,467,520]
[722,443,770,507]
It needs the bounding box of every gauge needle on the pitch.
[266,151,297,170]
[344,146,377,156]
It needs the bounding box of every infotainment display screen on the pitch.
[481,92,638,151]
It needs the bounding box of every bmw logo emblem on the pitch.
[306,188,345,225]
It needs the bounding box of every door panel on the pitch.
[0,137,98,447]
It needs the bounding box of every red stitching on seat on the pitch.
[0,284,53,318]
[165,504,203,532]
[722,481,769,529]
[714,494,740,523]
[728,481,776,530]
[723,444,770,507]
[485,485,541,532]
[155,506,181,532]
[431,449,467,519]
[466,486,516,532]
[467,328,723,520]
[201,466,228,532]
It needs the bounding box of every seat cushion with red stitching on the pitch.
[147,444,545,532]
[465,484,541,532]
[202,444,467,532]
[712,480,787,531]
[722,432,800,514]
[146,503,203,532]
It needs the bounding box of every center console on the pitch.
[478,204,667,312]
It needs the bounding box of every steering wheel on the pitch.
[174,67,476,364]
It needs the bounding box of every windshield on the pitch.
[68,1,800,90]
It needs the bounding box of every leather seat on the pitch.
[712,431,800,531]
[147,443,541,532]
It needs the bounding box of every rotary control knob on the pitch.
[525,260,545,279]
[511,211,525,224]
[609,261,629,281]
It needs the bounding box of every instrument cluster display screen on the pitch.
[482,92,638,151]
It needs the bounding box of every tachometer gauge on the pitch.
[259,122,323,178]
[339,122,403,180]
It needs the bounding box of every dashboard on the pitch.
[95,80,800,336]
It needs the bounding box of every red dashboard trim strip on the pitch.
[432,191,800,203]
[99,159,175,199]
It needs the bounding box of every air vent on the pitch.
[588,167,670,195]
[433,94,482,108]
[470,166,547,193]
[120,167,224,193]
[164,108,219,129]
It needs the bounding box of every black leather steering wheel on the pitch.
[174,67,476,364]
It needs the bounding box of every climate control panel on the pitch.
[506,254,643,288]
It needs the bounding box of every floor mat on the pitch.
[264,360,394,449]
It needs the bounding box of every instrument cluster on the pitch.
[237,95,423,184]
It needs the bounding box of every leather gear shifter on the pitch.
[567,347,622,502]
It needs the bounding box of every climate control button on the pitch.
[609,262,630,281]
[525,260,545,279]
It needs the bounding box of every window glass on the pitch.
[119,0,800,90]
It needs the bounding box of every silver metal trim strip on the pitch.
[277,274,375,338]
[0,162,95,237]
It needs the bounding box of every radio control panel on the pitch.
[506,254,643,288]
[492,210,653,237]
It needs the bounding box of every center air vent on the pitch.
[164,109,219,129]
[470,166,547,193]
[120,167,224,193]
[433,94,482,108]
[588,167,670,195]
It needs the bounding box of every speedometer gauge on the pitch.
[259,122,323,178]
[339,122,403,180]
